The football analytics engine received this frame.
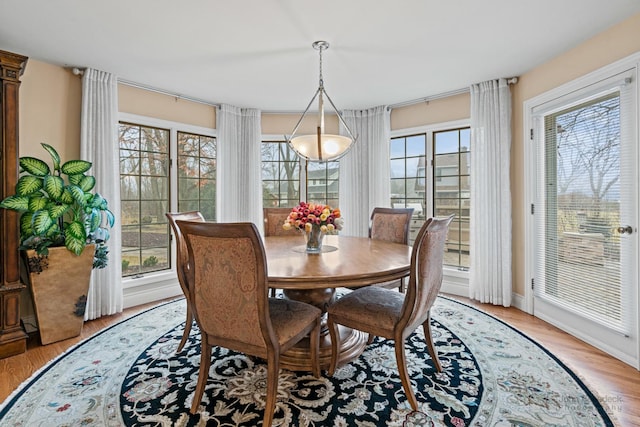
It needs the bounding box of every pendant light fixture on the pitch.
[285,41,356,162]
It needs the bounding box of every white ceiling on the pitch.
[1,1,639,111]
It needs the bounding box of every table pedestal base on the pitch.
[279,288,368,372]
[280,325,367,372]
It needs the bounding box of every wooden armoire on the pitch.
[0,50,28,358]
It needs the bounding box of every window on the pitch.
[119,123,170,277]
[390,126,470,269]
[433,128,470,269]
[307,161,339,207]
[177,132,217,219]
[391,134,426,218]
[119,120,216,279]
[261,141,300,208]
[261,140,339,208]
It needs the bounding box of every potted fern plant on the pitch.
[0,143,114,344]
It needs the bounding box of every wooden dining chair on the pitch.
[176,221,321,426]
[263,207,298,237]
[369,207,414,292]
[165,211,205,353]
[327,214,454,411]
[263,207,298,297]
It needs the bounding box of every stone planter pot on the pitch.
[20,244,95,345]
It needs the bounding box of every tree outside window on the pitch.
[119,123,170,277]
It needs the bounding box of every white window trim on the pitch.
[391,118,470,297]
[118,112,216,307]
[523,51,640,316]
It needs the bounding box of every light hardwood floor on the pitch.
[1,295,638,426]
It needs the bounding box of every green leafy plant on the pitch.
[142,256,158,268]
[0,143,114,269]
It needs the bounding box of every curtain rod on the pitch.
[118,79,220,108]
[388,87,469,110]
[70,68,221,107]
[388,77,518,110]
[79,70,518,112]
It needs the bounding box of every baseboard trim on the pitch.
[511,292,526,311]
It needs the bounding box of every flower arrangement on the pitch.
[282,201,344,233]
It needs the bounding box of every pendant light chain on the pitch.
[285,40,357,162]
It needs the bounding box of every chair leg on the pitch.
[269,288,276,298]
[176,306,193,353]
[394,340,419,411]
[263,352,279,427]
[309,318,321,378]
[366,333,375,345]
[422,314,442,372]
[190,335,211,414]
[327,316,340,375]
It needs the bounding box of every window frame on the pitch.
[390,118,470,291]
[261,134,340,208]
[433,127,471,269]
[523,52,640,316]
[176,131,218,220]
[260,138,302,208]
[119,121,171,279]
[119,112,216,290]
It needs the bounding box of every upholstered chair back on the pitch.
[401,215,454,332]
[177,221,274,352]
[369,207,414,244]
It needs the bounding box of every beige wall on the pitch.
[119,85,215,129]
[262,112,339,136]
[19,60,81,160]
[390,93,470,130]
[19,70,217,161]
[14,11,640,303]
[510,12,640,296]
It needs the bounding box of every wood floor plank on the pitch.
[0,295,638,426]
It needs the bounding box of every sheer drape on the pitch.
[216,104,263,233]
[339,106,391,237]
[80,68,123,320]
[469,78,512,306]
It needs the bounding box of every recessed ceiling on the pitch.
[1,0,639,111]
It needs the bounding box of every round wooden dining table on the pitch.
[264,234,412,372]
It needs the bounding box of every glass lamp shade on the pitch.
[289,133,353,162]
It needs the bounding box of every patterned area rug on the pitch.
[0,296,614,426]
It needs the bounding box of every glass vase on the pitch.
[305,225,324,253]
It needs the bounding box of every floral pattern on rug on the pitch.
[0,297,614,427]
[119,313,480,426]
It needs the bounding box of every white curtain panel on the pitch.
[216,104,263,233]
[339,106,391,237]
[80,68,123,320]
[469,78,512,306]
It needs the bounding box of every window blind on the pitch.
[534,70,635,335]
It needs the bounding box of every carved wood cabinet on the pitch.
[0,50,28,358]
